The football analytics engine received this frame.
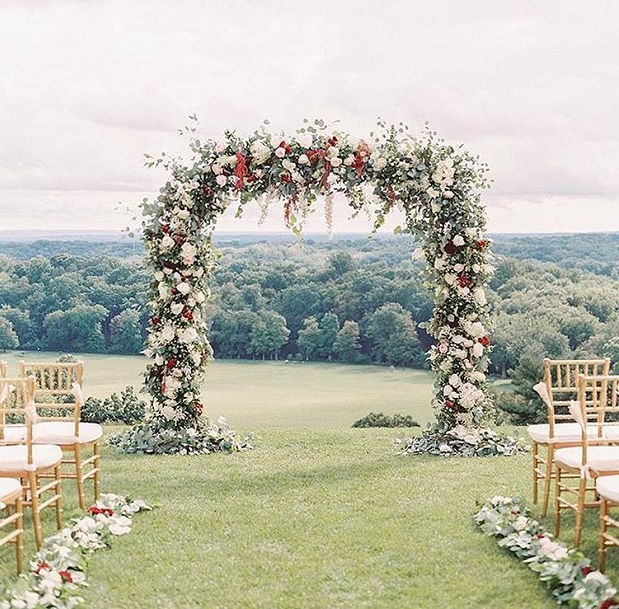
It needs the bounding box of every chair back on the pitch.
[18,361,84,438]
[0,377,35,464]
[541,358,611,437]
[574,374,619,466]
[0,361,6,377]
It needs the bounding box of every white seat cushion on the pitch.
[597,475,619,504]
[527,423,599,444]
[0,445,63,474]
[32,422,103,446]
[603,425,619,440]
[0,425,27,444]
[0,478,22,502]
[555,446,619,475]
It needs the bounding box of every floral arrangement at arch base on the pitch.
[113,117,515,455]
[475,496,619,608]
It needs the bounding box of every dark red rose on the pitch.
[160,224,170,234]
[281,173,291,183]
[600,598,619,609]
[444,241,457,254]
[582,566,594,576]
[166,358,178,369]
[479,336,490,347]
[88,506,114,516]
[444,400,457,411]
[182,309,193,321]
[476,240,487,249]
[59,570,73,583]
[458,275,472,288]
[203,185,214,198]
[151,316,160,326]
[327,136,338,146]
[35,561,50,574]
[194,400,204,414]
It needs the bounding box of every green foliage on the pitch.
[0,316,18,351]
[351,411,420,428]
[495,356,546,424]
[82,386,146,424]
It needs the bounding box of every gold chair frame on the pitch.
[531,357,611,516]
[0,377,63,548]
[19,361,101,510]
[0,478,24,573]
[554,374,619,548]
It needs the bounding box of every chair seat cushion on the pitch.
[32,422,103,445]
[603,425,619,440]
[555,446,619,475]
[0,445,63,474]
[0,478,22,502]
[527,423,598,444]
[0,425,27,444]
[597,475,619,504]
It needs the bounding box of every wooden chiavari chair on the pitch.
[19,361,102,510]
[530,357,611,516]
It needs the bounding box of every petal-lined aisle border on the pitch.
[474,496,619,609]
[1,494,152,609]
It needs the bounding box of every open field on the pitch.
[1,352,436,430]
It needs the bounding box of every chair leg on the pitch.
[28,471,43,549]
[15,496,23,574]
[533,442,539,505]
[54,466,63,530]
[93,441,100,502]
[555,466,562,538]
[542,444,555,517]
[75,444,85,511]
[574,476,587,548]
[600,498,609,572]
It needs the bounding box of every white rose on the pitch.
[181,242,198,264]
[194,291,206,303]
[211,164,222,175]
[434,257,446,271]
[330,157,342,167]
[298,154,309,165]
[282,159,295,172]
[444,273,457,286]
[297,133,313,148]
[275,147,286,158]
[162,405,176,420]
[472,263,481,274]
[453,263,465,272]
[373,157,387,170]
[344,155,355,166]
[472,342,484,358]
[473,288,487,306]
[270,134,282,148]
[452,235,465,247]
[250,140,271,165]
[443,191,454,199]
[160,235,175,250]
[426,187,440,198]
[160,325,175,342]
[443,385,454,396]
[216,175,227,187]
[449,374,462,388]
[178,327,199,344]
[171,303,184,315]
[158,283,170,299]
[154,271,164,281]
[176,282,191,295]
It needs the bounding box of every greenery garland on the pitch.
[115,118,494,454]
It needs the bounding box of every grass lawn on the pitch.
[0,353,614,607]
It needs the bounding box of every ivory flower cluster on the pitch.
[0,494,151,609]
[475,496,619,609]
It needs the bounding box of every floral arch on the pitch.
[113,119,500,455]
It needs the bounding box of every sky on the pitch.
[0,0,618,235]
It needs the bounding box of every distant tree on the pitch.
[109,309,144,354]
[297,317,322,360]
[364,303,425,367]
[43,304,108,353]
[249,311,290,360]
[0,307,38,349]
[0,317,18,351]
[333,320,361,363]
[317,312,339,360]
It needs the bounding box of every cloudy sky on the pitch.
[1,0,618,235]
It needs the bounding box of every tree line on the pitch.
[0,235,618,385]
